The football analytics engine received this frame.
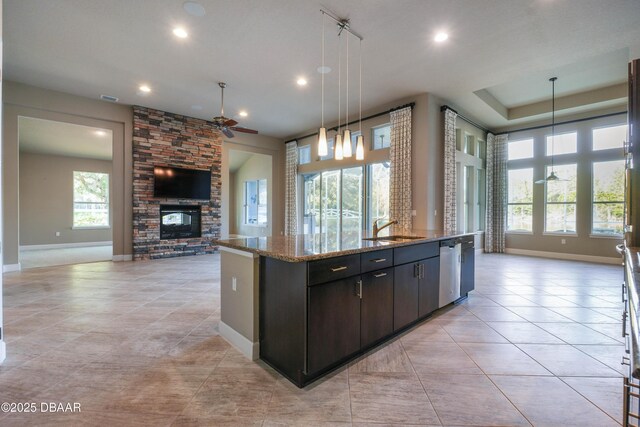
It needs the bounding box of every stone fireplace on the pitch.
[132,106,222,260]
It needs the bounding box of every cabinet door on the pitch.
[308,277,361,374]
[393,263,420,331]
[361,268,394,348]
[418,257,440,317]
[460,245,475,296]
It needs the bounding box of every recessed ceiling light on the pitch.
[173,27,188,38]
[94,130,107,137]
[183,1,206,17]
[317,66,332,74]
[138,85,151,94]
[297,78,308,86]
[239,110,248,117]
[434,32,449,42]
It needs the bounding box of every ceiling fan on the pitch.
[535,77,567,184]
[211,82,258,138]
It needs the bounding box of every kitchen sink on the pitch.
[364,235,424,242]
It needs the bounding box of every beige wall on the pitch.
[291,92,444,232]
[2,81,133,265]
[1,0,6,356]
[220,249,259,344]
[221,134,285,238]
[231,153,273,237]
[19,152,112,246]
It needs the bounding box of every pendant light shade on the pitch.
[335,134,344,160]
[343,129,352,157]
[355,134,364,160]
[318,127,328,156]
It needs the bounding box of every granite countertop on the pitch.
[214,228,476,262]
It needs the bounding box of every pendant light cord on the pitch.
[551,77,556,172]
[321,13,325,127]
[345,32,349,131]
[359,38,362,132]
[337,33,341,133]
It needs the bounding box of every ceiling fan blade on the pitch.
[230,126,258,134]
[223,119,238,127]
[222,128,235,138]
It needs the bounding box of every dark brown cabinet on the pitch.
[460,240,475,296]
[307,277,361,374]
[419,256,440,317]
[393,262,420,330]
[361,268,394,348]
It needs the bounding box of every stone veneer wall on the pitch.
[133,106,222,260]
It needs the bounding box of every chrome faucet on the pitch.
[373,219,398,238]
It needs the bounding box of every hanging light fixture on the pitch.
[318,10,364,161]
[317,13,328,157]
[335,31,344,160]
[355,38,364,160]
[536,77,567,184]
[342,33,352,157]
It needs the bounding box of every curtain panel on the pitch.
[284,141,298,236]
[443,109,457,234]
[389,107,413,231]
[484,133,508,253]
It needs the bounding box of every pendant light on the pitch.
[317,13,328,157]
[355,38,364,160]
[535,77,566,184]
[335,32,344,160]
[342,33,352,157]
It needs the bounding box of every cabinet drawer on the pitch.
[308,254,361,286]
[394,242,438,265]
[361,249,393,273]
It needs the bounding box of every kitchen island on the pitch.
[215,229,476,387]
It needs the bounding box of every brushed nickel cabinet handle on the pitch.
[374,272,387,278]
[371,258,387,263]
[355,280,363,299]
[331,266,348,272]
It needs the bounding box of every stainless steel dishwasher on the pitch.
[439,239,461,308]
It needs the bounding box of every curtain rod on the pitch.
[440,105,491,134]
[494,111,628,135]
[285,102,415,143]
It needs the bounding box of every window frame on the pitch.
[72,170,110,229]
[371,124,391,150]
[543,163,577,235]
[244,178,268,226]
[298,145,311,165]
[591,159,625,237]
[506,167,534,234]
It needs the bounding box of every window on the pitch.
[593,124,627,151]
[592,160,624,235]
[507,168,533,232]
[302,167,364,246]
[73,171,109,227]
[508,138,534,160]
[546,132,577,156]
[298,145,311,165]
[545,164,577,233]
[319,138,335,160]
[476,169,486,231]
[372,124,391,150]
[367,162,390,230]
[244,179,267,225]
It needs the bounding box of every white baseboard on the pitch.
[505,248,621,265]
[219,321,259,360]
[20,241,113,251]
[2,263,21,273]
[112,254,133,262]
[0,341,6,364]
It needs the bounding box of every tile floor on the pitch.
[0,252,624,426]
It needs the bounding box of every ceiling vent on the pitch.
[100,94,119,102]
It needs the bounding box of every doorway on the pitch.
[18,117,114,269]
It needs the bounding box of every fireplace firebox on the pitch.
[160,205,201,239]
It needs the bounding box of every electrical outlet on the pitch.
[55,231,61,237]
[561,238,566,245]
[232,277,237,291]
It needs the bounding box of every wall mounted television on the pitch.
[153,166,211,200]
